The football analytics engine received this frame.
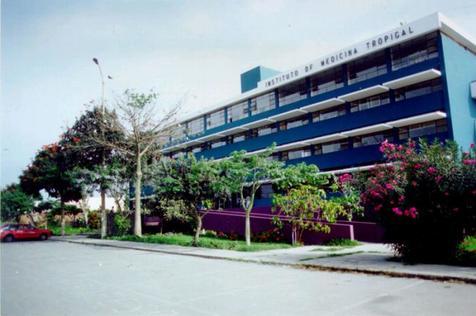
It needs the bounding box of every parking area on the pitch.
[1,240,475,316]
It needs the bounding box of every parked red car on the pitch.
[1,224,52,242]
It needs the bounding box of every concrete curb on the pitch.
[53,238,476,285]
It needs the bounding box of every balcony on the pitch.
[163,57,441,152]
[198,90,445,160]
[288,132,449,171]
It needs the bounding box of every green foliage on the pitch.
[275,163,329,192]
[20,143,83,204]
[50,204,81,216]
[49,224,96,236]
[456,236,476,266]
[325,238,361,247]
[113,213,132,236]
[111,233,292,252]
[218,145,284,245]
[152,154,226,245]
[34,199,60,212]
[87,211,101,229]
[0,184,35,221]
[272,185,347,245]
[359,139,476,262]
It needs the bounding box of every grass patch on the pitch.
[110,233,292,252]
[325,238,361,247]
[456,236,476,266]
[50,225,97,236]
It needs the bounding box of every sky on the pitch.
[1,0,476,187]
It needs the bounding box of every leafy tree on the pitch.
[61,106,125,238]
[359,139,476,262]
[153,155,224,245]
[272,185,346,245]
[93,90,178,237]
[20,143,82,236]
[0,184,35,222]
[276,163,330,192]
[219,146,283,246]
[272,163,353,245]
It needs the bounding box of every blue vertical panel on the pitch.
[440,33,476,149]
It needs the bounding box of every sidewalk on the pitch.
[52,235,476,284]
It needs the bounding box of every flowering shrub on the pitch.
[360,139,476,262]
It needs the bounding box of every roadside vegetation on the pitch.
[111,233,292,252]
[1,76,474,266]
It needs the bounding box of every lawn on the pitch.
[49,225,97,236]
[111,233,293,252]
[457,236,476,266]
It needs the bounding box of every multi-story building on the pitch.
[160,13,476,242]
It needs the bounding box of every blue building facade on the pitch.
[159,13,475,241]
[156,13,476,243]
[164,13,475,173]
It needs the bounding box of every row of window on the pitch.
[191,79,441,150]
[172,32,440,140]
[170,119,447,159]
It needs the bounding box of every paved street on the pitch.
[1,241,475,316]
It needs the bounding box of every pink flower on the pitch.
[374,204,383,212]
[392,207,403,216]
[471,144,475,149]
[414,163,422,169]
[427,167,437,174]
[463,159,476,165]
[385,183,394,190]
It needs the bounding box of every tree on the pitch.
[272,185,346,245]
[94,90,178,237]
[219,146,283,246]
[272,163,353,245]
[61,106,125,238]
[153,155,224,245]
[20,143,82,236]
[0,184,35,222]
[359,139,476,262]
[276,163,330,192]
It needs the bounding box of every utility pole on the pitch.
[93,57,108,239]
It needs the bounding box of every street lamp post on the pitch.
[93,57,109,239]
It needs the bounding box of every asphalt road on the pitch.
[1,241,475,316]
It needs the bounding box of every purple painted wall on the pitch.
[202,207,384,245]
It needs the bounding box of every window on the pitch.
[391,32,439,70]
[348,51,387,84]
[394,78,442,102]
[259,184,274,199]
[227,101,249,123]
[350,93,390,112]
[206,110,225,129]
[278,79,308,106]
[281,115,309,130]
[286,148,311,160]
[211,139,227,149]
[315,140,349,155]
[255,124,277,137]
[399,119,447,140]
[170,124,186,142]
[310,66,344,96]
[190,146,202,154]
[353,131,394,148]
[232,133,246,143]
[250,92,276,115]
[312,105,346,122]
[187,117,204,136]
[172,151,184,159]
